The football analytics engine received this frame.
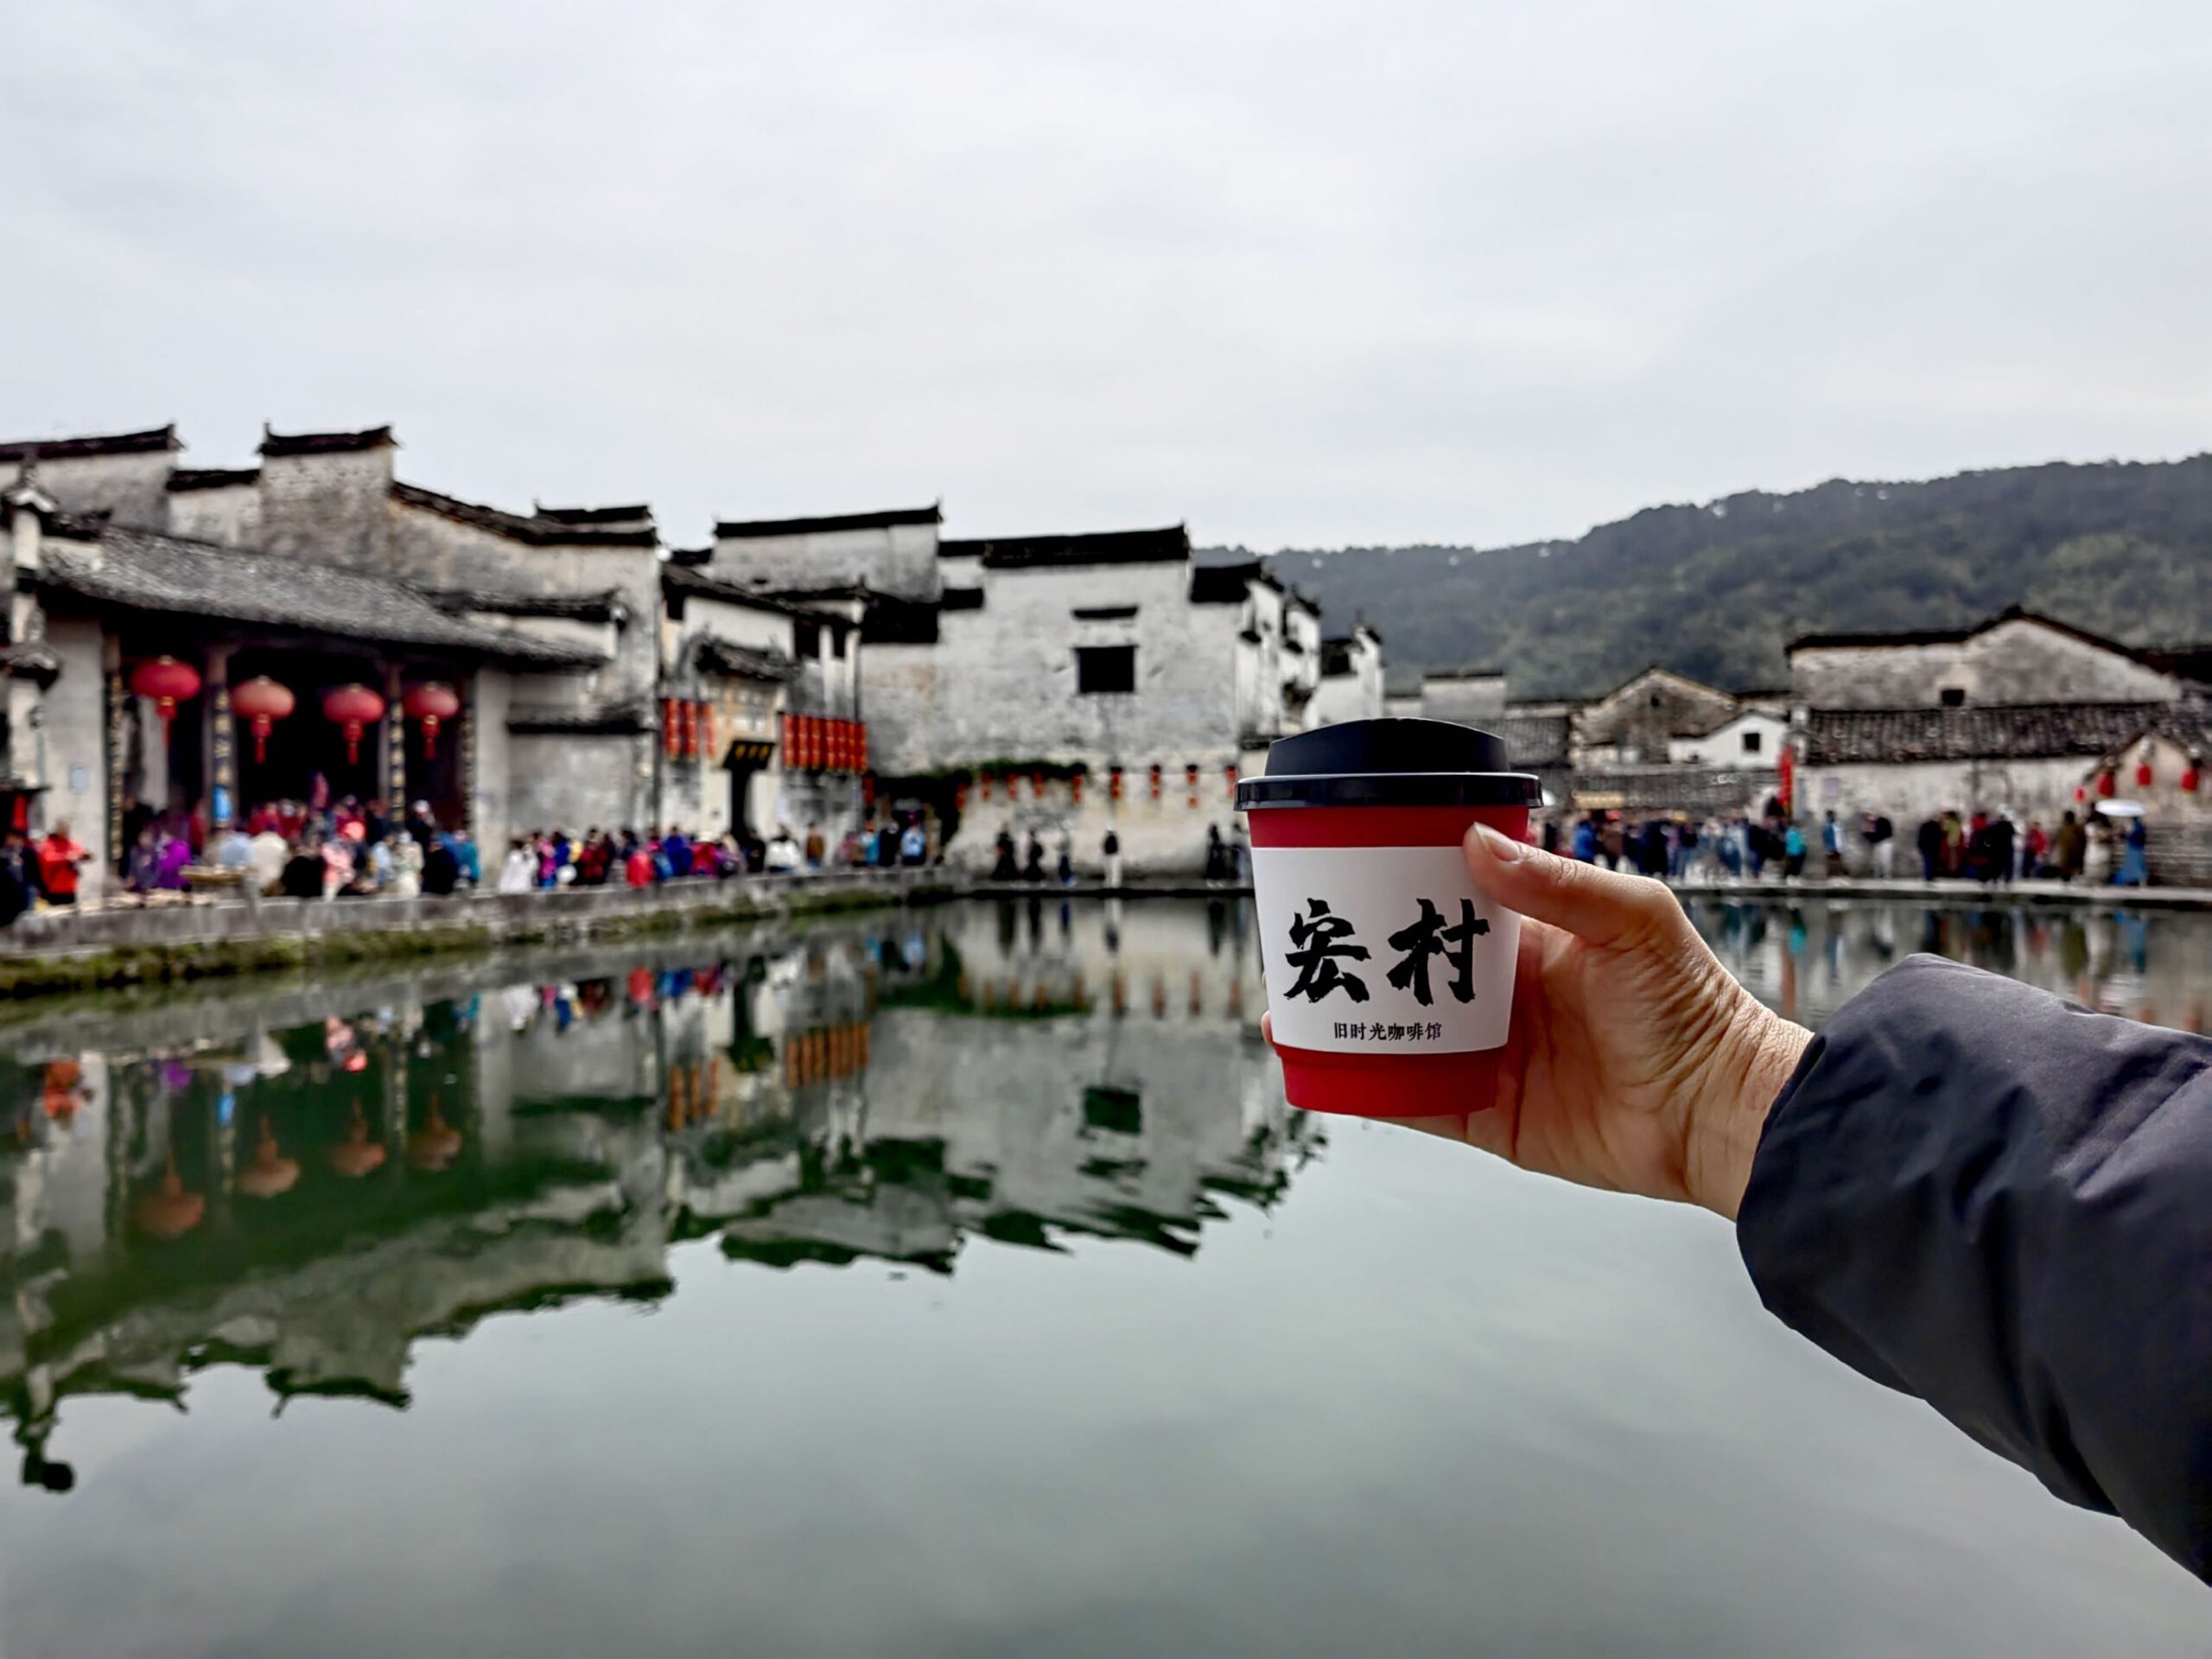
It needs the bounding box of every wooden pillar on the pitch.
[102,638,125,861]
[384,663,405,811]
[457,678,475,833]
[207,645,235,827]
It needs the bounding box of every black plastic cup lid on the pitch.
[1234,718,1541,810]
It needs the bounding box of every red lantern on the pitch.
[680,699,699,758]
[130,656,202,739]
[667,700,684,758]
[232,675,295,764]
[321,683,386,766]
[1109,766,1123,801]
[2135,760,2155,790]
[2096,769,2117,798]
[1031,770,1045,800]
[2074,785,2088,804]
[855,722,868,771]
[1070,772,1084,804]
[401,683,460,759]
[955,783,969,811]
[2182,765,2201,794]
[779,712,791,766]
[1224,763,1237,798]
[980,772,993,802]
[1149,764,1162,800]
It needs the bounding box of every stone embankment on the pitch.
[0,870,951,998]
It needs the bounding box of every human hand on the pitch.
[1270,825,1810,1220]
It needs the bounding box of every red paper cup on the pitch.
[1236,719,1539,1117]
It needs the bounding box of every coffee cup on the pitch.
[1235,718,1539,1116]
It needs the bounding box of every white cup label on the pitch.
[1252,843,1519,1054]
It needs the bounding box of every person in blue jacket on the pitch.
[1279,827,2212,1582]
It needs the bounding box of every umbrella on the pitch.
[2096,800,2146,819]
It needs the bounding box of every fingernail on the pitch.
[1470,823,1528,861]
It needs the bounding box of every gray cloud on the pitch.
[2,0,2204,550]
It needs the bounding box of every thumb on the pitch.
[1462,823,1679,950]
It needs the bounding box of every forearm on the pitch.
[1737,955,2212,1580]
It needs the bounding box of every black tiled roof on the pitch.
[507,700,652,736]
[392,481,658,549]
[695,638,799,682]
[1787,606,2202,685]
[425,588,628,625]
[39,525,606,668]
[167,467,259,493]
[662,564,834,621]
[1496,713,1573,769]
[1189,560,1258,603]
[0,425,178,462]
[946,526,1188,570]
[716,505,940,539]
[259,425,394,457]
[534,503,652,525]
[1802,702,2183,765]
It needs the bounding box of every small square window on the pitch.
[1076,645,1136,695]
[1742,730,1763,754]
[1940,687,1967,708]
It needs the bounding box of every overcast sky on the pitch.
[2,2,2204,550]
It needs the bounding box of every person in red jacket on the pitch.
[36,822,87,906]
[624,840,656,889]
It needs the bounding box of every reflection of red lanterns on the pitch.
[232,675,295,763]
[1031,770,1044,799]
[402,683,461,758]
[321,683,386,766]
[2096,769,2117,798]
[1109,766,1123,801]
[130,656,202,739]
[980,772,993,803]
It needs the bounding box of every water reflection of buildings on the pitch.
[1688,898,2212,1034]
[1,900,1310,1489]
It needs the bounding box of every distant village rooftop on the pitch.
[0,425,179,461]
[393,480,658,549]
[716,505,941,539]
[942,526,1189,570]
[36,523,607,667]
[166,467,259,493]
[258,424,395,457]
[534,503,653,526]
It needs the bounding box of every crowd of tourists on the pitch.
[0,791,945,924]
[1552,803,2154,888]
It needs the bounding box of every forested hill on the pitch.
[1215,455,2212,699]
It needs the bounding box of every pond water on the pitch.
[2,898,2207,1656]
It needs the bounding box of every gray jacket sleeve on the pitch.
[1738,953,2212,1580]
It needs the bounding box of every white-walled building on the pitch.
[1791,609,2209,868]
[1307,625,1386,728]
[0,423,870,884]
